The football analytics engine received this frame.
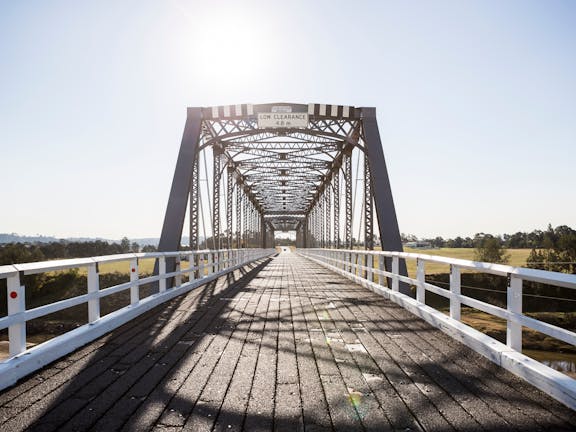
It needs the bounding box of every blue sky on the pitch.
[1,0,575,240]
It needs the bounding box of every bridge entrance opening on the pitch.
[158,103,409,293]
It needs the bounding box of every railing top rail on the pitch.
[0,249,256,279]
[307,248,576,289]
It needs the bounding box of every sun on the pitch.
[177,2,271,93]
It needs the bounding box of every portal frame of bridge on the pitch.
[158,103,409,293]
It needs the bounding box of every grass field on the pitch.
[401,247,532,276]
[79,248,532,276]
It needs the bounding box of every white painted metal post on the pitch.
[87,263,100,322]
[416,259,425,303]
[392,256,399,292]
[175,257,182,287]
[159,256,167,291]
[378,255,385,287]
[367,254,373,282]
[507,275,523,351]
[130,258,139,305]
[450,265,461,320]
[7,272,26,356]
[207,253,213,275]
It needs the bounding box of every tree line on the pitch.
[0,238,157,266]
[402,225,576,250]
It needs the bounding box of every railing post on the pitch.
[507,275,523,351]
[175,256,182,287]
[392,256,399,292]
[87,263,100,322]
[7,272,26,356]
[378,255,385,287]
[450,265,461,320]
[416,258,425,303]
[207,252,213,275]
[130,258,139,305]
[367,254,373,282]
[159,256,167,291]
[346,252,353,273]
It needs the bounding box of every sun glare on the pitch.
[179,3,270,92]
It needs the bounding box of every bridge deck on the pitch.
[1,253,575,431]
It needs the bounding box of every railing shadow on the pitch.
[2,258,271,431]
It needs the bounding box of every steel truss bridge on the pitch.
[0,103,575,431]
[158,103,407,285]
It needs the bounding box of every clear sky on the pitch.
[1,0,575,240]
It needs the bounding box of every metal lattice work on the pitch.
[159,103,409,294]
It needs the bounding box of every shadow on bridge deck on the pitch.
[0,253,574,431]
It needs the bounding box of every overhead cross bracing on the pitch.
[158,102,409,294]
[201,114,359,234]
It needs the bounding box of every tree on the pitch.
[473,235,510,264]
[120,237,131,253]
[527,225,576,273]
[401,233,418,242]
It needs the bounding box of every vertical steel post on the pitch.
[364,151,374,250]
[236,185,242,248]
[213,150,221,250]
[325,186,331,248]
[320,195,325,248]
[344,152,352,249]
[190,156,199,251]
[227,165,233,249]
[261,213,266,248]
[242,193,247,248]
[333,170,340,249]
[190,156,200,278]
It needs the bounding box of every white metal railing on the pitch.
[0,248,274,390]
[299,248,576,410]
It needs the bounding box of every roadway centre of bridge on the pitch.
[0,253,574,431]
